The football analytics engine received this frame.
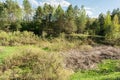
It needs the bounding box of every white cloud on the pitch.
[85,7,97,18]
[86,10,93,16]
[39,0,70,7]
[85,7,93,16]
[29,0,39,7]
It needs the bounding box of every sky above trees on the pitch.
[0,0,120,18]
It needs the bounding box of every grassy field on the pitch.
[0,46,40,63]
[0,46,17,63]
[70,60,120,80]
[70,71,120,80]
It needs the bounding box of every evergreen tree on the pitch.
[64,5,77,34]
[73,5,80,19]
[92,19,100,35]
[76,5,87,33]
[34,6,43,35]
[54,5,65,34]
[98,13,105,36]
[43,3,54,31]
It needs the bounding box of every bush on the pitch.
[0,47,71,80]
[0,31,40,46]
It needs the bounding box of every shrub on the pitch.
[0,31,40,46]
[0,47,71,80]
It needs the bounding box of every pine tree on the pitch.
[34,6,43,35]
[76,5,87,33]
[54,5,65,34]
[98,13,105,36]
[64,5,77,34]
[43,3,54,31]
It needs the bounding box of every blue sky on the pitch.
[68,0,120,17]
[1,0,120,17]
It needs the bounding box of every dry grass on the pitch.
[0,47,72,80]
[62,45,120,71]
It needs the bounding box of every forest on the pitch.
[0,0,120,80]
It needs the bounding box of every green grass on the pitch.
[70,60,120,80]
[0,46,37,63]
[0,45,57,64]
[70,71,120,80]
[0,46,18,63]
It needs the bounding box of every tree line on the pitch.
[0,0,120,42]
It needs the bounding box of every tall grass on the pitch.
[0,31,40,46]
[0,47,72,80]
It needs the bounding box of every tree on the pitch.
[43,4,54,28]
[73,5,80,19]
[104,11,117,40]
[1,0,22,31]
[34,6,43,35]
[98,13,105,36]
[43,3,54,22]
[91,19,100,35]
[23,0,32,21]
[113,14,119,25]
[5,0,22,22]
[75,5,87,33]
[64,5,77,34]
[111,14,120,40]
[85,16,93,34]
[54,5,65,34]
[104,11,112,39]
[0,2,9,31]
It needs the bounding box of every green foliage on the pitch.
[54,5,65,34]
[64,5,77,34]
[33,6,43,35]
[23,0,32,21]
[104,11,113,40]
[76,5,87,33]
[98,13,105,36]
[5,0,22,21]
[104,14,120,45]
